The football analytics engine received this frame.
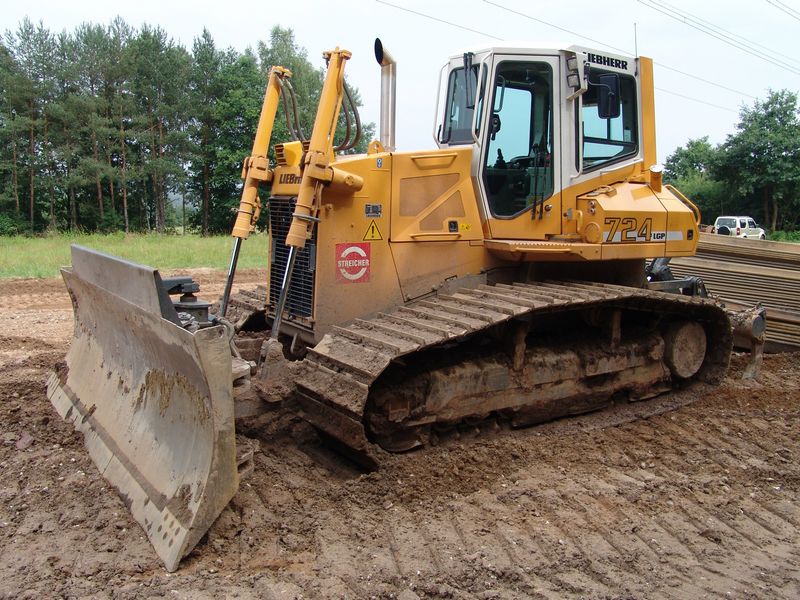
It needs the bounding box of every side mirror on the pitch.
[597,73,621,119]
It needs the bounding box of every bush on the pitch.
[768,230,800,242]
[0,213,25,236]
[99,209,124,233]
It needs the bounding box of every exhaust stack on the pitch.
[374,38,396,152]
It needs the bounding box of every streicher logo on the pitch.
[335,242,371,283]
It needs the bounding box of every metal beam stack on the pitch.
[670,233,800,352]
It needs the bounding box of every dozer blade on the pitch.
[47,245,238,571]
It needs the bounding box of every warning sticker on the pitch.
[335,242,371,284]
[365,203,382,218]
[363,220,383,241]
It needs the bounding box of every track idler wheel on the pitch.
[663,321,707,379]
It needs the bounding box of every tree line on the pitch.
[665,90,800,233]
[0,19,373,235]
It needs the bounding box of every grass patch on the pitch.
[0,232,269,278]
[768,230,800,243]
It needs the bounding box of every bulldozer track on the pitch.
[223,284,269,326]
[293,280,732,454]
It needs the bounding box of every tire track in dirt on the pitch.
[596,420,800,597]
[561,474,710,592]
[522,491,621,593]
[548,428,766,593]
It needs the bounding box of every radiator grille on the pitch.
[275,141,310,166]
[269,196,316,319]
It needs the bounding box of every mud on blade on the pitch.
[47,245,238,571]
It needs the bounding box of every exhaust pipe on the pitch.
[374,38,396,152]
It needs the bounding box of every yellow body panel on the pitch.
[390,148,483,243]
[660,193,700,256]
[639,57,658,171]
[390,241,500,301]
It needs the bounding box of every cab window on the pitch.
[482,61,553,218]
[439,66,482,145]
[580,71,638,171]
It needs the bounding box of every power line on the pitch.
[638,0,800,75]
[765,0,800,23]
[639,0,800,72]
[481,0,632,55]
[374,0,502,40]
[655,87,739,113]
[648,0,799,66]
[655,64,756,99]
[482,0,756,99]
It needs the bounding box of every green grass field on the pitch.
[0,232,269,278]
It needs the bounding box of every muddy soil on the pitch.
[1,272,799,599]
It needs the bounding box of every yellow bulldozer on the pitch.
[48,40,756,571]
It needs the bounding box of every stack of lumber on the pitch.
[670,233,800,352]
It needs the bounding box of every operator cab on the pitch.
[435,45,642,233]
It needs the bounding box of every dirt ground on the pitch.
[1,271,799,599]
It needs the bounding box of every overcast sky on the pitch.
[4,0,799,161]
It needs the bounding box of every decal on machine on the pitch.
[601,217,683,243]
[363,220,383,241]
[278,173,301,185]
[365,203,383,218]
[335,242,371,283]
[587,53,629,71]
[603,217,683,244]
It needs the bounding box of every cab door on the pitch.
[478,55,562,240]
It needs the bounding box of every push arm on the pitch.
[220,66,291,316]
[270,48,363,338]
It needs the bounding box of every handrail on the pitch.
[433,63,447,147]
[470,57,488,145]
[409,232,462,240]
[666,184,701,227]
